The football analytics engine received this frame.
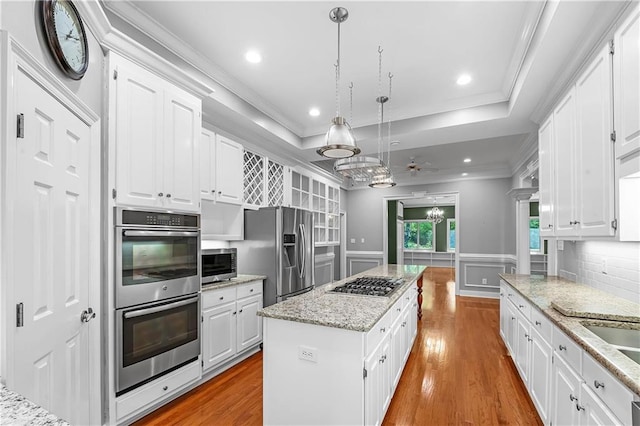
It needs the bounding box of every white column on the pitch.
[517,200,531,274]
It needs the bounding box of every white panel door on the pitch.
[578,383,622,426]
[575,45,615,237]
[514,310,531,386]
[163,90,201,212]
[12,69,93,425]
[391,317,403,390]
[200,129,216,201]
[553,89,578,236]
[364,346,382,426]
[114,58,164,208]
[538,115,555,236]
[236,294,262,352]
[215,135,244,205]
[614,5,640,161]
[202,301,237,371]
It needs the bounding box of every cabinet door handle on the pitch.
[250,288,254,292]
[535,321,541,326]
[219,296,224,300]
[158,192,164,197]
[166,193,171,198]
[211,189,215,193]
[548,224,553,228]
[594,380,605,389]
[163,386,168,391]
[558,344,567,351]
[239,309,243,313]
[396,307,401,312]
[519,304,525,308]
[380,327,386,333]
[511,317,516,321]
[508,293,513,297]
[218,191,222,194]
[524,333,529,339]
[569,394,577,402]
[576,403,585,412]
[233,311,237,315]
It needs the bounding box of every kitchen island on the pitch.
[259,264,425,426]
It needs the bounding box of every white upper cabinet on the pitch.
[199,130,244,206]
[111,54,201,212]
[575,45,615,237]
[200,129,216,201]
[538,115,554,236]
[613,4,640,166]
[552,88,578,237]
[215,135,244,205]
[540,44,616,238]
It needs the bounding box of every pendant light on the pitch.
[316,7,361,159]
[369,53,396,188]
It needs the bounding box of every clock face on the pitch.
[42,0,89,79]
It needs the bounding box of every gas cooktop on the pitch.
[329,276,404,297]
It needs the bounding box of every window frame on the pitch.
[403,219,436,252]
[447,218,456,253]
[529,216,542,254]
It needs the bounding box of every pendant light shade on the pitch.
[369,172,397,188]
[316,7,360,159]
[318,116,361,158]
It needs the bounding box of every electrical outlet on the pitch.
[361,238,365,243]
[482,278,488,285]
[557,240,564,251]
[350,238,355,244]
[298,345,318,363]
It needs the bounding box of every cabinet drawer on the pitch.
[203,286,237,308]
[400,287,414,311]
[582,351,633,425]
[237,280,263,299]
[553,327,583,373]
[117,360,200,421]
[530,308,552,344]
[366,308,393,354]
[505,287,531,320]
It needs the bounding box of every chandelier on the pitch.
[426,206,445,224]
[335,47,395,188]
[316,7,361,159]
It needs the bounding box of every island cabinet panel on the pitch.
[263,281,419,426]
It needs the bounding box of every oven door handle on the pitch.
[124,296,198,319]
[123,230,200,237]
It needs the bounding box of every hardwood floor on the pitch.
[135,267,542,425]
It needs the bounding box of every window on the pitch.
[447,218,456,252]
[404,220,435,251]
[530,216,541,253]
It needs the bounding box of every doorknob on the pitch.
[81,307,96,323]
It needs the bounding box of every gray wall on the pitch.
[345,178,516,255]
[1,1,104,114]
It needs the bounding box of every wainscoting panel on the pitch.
[345,251,384,276]
[458,253,516,298]
[314,253,335,287]
[402,251,455,268]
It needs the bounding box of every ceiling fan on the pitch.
[402,157,438,176]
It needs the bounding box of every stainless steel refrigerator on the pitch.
[232,206,314,307]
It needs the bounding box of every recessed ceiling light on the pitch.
[463,158,471,163]
[309,108,320,117]
[457,74,472,85]
[462,172,468,176]
[245,50,262,64]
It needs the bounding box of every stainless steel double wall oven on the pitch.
[115,208,201,395]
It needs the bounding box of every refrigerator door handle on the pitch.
[299,223,306,279]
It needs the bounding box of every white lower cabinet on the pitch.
[500,280,634,426]
[201,281,263,373]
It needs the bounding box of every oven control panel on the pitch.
[118,209,199,229]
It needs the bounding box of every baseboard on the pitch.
[459,290,500,299]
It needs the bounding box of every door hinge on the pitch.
[16,303,24,327]
[609,40,614,55]
[610,130,616,143]
[611,219,618,230]
[201,359,204,367]
[201,315,204,323]
[17,113,24,138]
[112,188,117,199]
[113,70,118,80]
[363,368,367,379]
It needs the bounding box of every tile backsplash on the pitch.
[566,241,639,303]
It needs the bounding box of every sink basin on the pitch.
[583,323,640,365]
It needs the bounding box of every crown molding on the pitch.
[102,1,303,136]
[509,132,538,175]
[530,1,631,124]
[74,1,214,98]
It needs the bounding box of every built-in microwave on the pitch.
[202,248,237,284]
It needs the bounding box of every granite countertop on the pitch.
[0,382,69,426]
[201,274,267,291]
[499,273,640,396]
[258,264,425,332]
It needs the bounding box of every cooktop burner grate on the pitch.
[329,276,404,297]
